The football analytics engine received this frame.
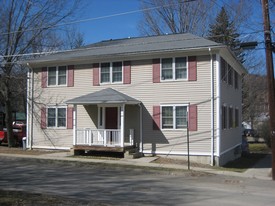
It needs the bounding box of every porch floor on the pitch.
[73,145,135,153]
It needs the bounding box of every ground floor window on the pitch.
[161,105,187,129]
[47,106,66,128]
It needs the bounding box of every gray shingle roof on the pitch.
[28,33,221,64]
[66,88,140,105]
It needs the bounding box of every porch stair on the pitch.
[124,148,143,159]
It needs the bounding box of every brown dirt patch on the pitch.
[153,156,212,168]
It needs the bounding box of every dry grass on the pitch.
[0,145,64,155]
[0,190,108,206]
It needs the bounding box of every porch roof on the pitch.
[66,88,141,105]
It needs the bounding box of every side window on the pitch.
[222,105,227,130]
[161,58,173,80]
[112,62,122,82]
[234,71,239,89]
[100,63,110,83]
[100,62,123,83]
[47,107,66,128]
[161,105,187,130]
[47,66,67,86]
[175,57,187,79]
[48,67,57,86]
[221,58,227,82]
[235,108,239,128]
[161,57,187,81]
[229,107,233,128]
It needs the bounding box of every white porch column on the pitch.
[73,105,77,145]
[120,104,125,147]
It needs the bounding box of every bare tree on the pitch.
[242,74,268,129]
[63,26,85,49]
[138,0,216,36]
[0,0,82,147]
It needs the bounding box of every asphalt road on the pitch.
[0,156,274,206]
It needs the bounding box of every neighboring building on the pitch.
[26,33,246,166]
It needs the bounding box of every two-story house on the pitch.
[26,33,246,166]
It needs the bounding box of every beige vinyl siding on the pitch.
[31,54,217,154]
[219,65,242,154]
[126,55,214,155]
[31,104,73,149]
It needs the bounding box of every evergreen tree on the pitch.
[208,7,243,62]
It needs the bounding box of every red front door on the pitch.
[105,107,118,129]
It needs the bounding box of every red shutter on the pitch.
[153,106,160,130]
[67,107,73,129]
[67,65,74,87]
[188,105,197,131]
[93,63,100,86]
[41,67,47,88]
[188,56,197,81]
[152,59,160,83]
[41,107,46,129]
[123,61,131,84]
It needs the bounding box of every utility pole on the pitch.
[261,0,275,180]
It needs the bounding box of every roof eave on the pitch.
[26,45,223,67]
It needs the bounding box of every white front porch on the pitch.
[74,128,135,147]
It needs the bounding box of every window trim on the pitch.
[160,104,188,130]
[47,66,68,87]
[160,57,188,82]
[47,106,67,128]
[100,61,123,84]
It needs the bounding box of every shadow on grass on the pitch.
[222,153,267,173]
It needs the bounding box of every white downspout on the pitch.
[120,104,125,147]
[216,54,221,158]
[73,105,77,145]
[139,103,143,153]
[30,66,34,150]
[26,63,34,150]
[26,65,30,149]
[209,48,215,166]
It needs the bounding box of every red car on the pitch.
[0,123,26,146]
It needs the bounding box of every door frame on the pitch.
[98,105,120,129]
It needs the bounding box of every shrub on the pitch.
[257,120,271,148]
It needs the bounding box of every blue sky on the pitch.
[78,0,141,44]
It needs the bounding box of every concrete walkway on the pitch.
[0,151,272,181]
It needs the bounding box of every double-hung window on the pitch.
[162,105,187,129]
[48,66,67,86]
[100,62,122,83]
[47,107,66,128]
[161,57,187,81]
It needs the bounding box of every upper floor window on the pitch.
[161,105,187,129]
[47,106,66,128]
[161,57,187,81]
[100,62,122,83]
[48,66,67,86]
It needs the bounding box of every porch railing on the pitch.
[75,128,134,147]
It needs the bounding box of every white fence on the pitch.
[75,129,134,147]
